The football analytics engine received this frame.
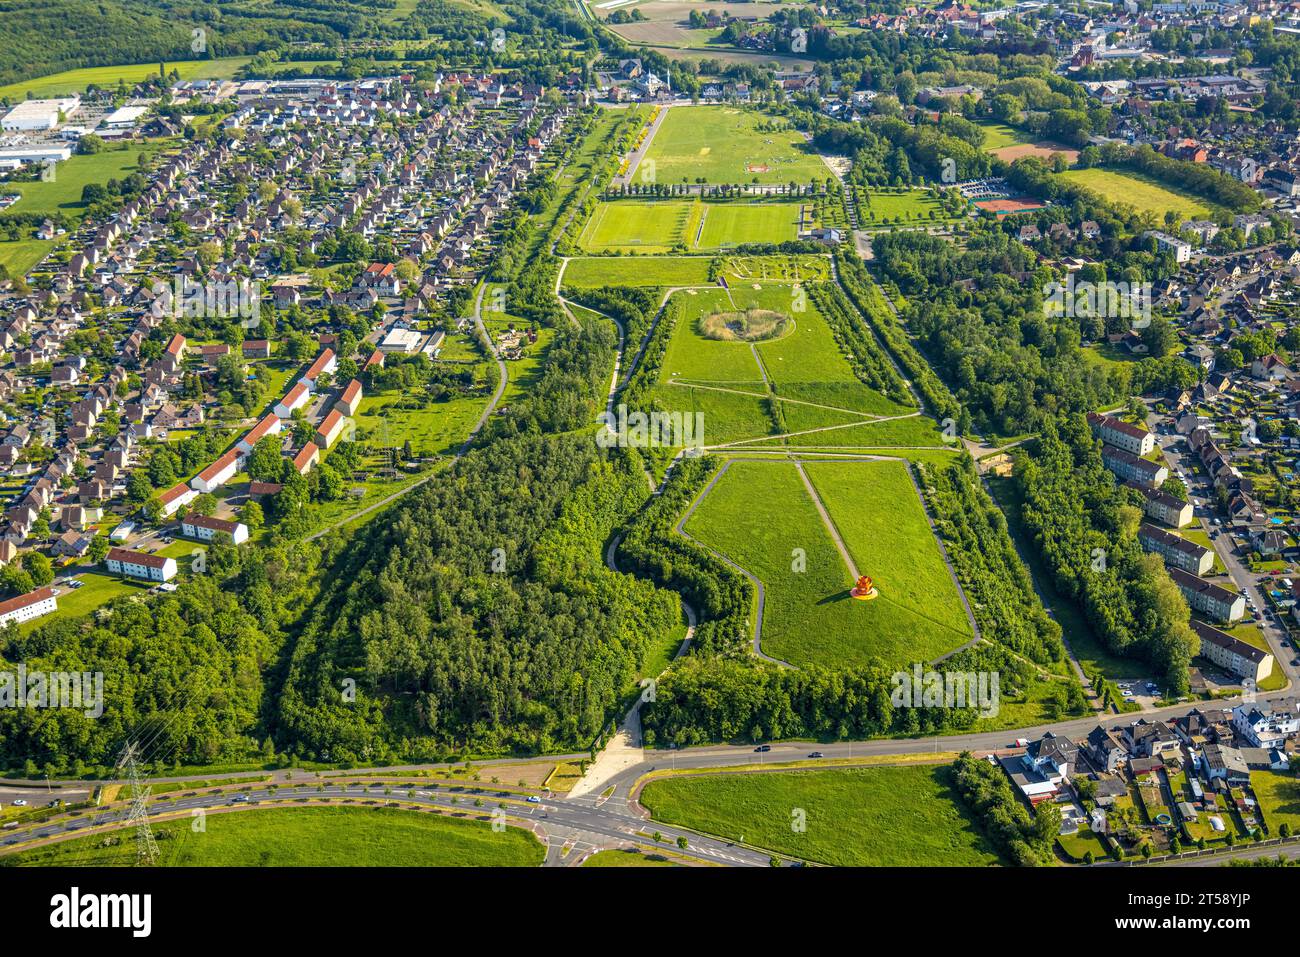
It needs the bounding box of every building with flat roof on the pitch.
[1,97,80,131]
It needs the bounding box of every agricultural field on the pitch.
[638,764,1003,866]
[641,105,829,185]
[10,807,545,866]
[682,457,973,667]
[1058,168,1214,220]
[0,58,251,102]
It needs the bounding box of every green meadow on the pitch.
[639,764,1003,866]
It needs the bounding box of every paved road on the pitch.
[0,778,771,869]
[1146,409,1299,691]
[3,682,1285,867]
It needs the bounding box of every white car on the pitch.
[11,799,26,807]
[526,795,541,804]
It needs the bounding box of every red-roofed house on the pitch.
[299,349,337,389]
[191,449,241,494]
[292,442,320,476]
[238,412,283,453]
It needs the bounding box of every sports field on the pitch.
[641,106,829,185]
[682,458,973,667]
[639,764,1003,866]
[1058,168,1214,219]
[10,806,545,866]
[579,200,697,252]
[695,202,801,247]
[979,122,1079,163]
[579,199,804,253]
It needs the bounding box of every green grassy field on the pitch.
[0,58,251,101]
[696,202,801,248]
[10,806,545,866]
[355,391,489,458]
[684,458,863,666]
[4,142,169,219]
[979,122,1030,151]
[642,106,829,185]
[579,200,696,252]
[562,255,712,288]
[639,764,1003,866]
[650,283,913,446]
[684,458,970,667]
[1058,168,1214,220]
[857,188,959,227]
[1250,771,1300,835]
[806,459,974,659]
[560,254,830,290]
[579,199,804,252]
[582,848,678,866]
[18,571,148,635]
[0,239,54,278]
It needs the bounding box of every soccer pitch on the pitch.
[641,106,830,185]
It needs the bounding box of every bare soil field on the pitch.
[989,142,1080,164]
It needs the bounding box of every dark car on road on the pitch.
[754,745,771,752]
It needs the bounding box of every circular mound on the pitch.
[698,308,791,342]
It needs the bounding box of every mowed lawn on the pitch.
[639,765,1003,866]
[1058,168,1214,220]
[4,142,170,219]
[805,459,974,662]
[696,202,801,248]
[685,458,959,668]
[13,807,545,866]
[562,255,713,288]
[643,106,828,185]
[579,200,696,252]
[654,284,909,446]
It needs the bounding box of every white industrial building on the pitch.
[1,97,80,131]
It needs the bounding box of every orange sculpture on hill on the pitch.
[850,574,878,601]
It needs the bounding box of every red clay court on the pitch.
[974,197,1047,215]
